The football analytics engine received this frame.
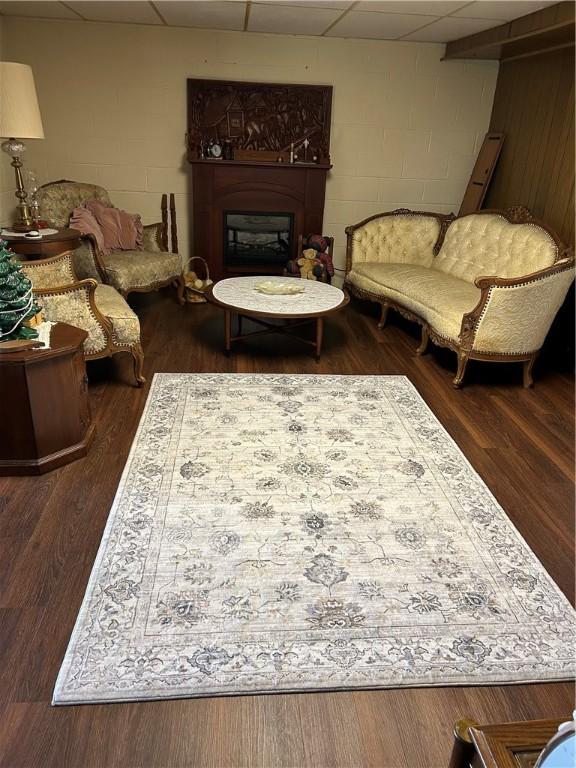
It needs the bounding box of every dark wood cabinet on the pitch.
[449,717,567,768]
[0,323,94,475]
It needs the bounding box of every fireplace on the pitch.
[190,160,331,279]
[224,211,293,269]
[187,78,332,280]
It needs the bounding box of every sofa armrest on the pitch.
[79,233,107,281]
[459,259,575,355]
[345,209,454,274]
[34,279,113,356]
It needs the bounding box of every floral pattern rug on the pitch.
[53,374,575,704]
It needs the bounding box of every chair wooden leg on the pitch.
[453,352,469,389]
[523,354,537,388]
[378,301,389,329]
[416,326,429,356]
[131,344,146,387]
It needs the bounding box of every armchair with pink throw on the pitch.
[36,180,184,303]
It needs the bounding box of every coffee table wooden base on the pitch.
[224,310,324,360]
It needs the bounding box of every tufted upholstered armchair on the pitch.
[19,251,145,386]
[36,180,184,303]
[345,207,575,387]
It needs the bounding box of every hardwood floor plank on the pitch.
[0,291,573,768]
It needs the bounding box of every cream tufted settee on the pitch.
[345,208,575,387]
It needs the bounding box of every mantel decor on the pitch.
[186,79,332,164]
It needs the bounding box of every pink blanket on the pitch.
[85,199,143,253]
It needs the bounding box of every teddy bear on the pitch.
[297,248,319,280]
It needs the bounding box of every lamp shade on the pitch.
[0,62,44,139]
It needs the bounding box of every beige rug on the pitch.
[53,374,575,704]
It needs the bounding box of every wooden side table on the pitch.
[449,717,565,768]
[0,323,95,475]
[1,227,82,260]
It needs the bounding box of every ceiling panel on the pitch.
[403,15,504,41]
[0,1,81,19]
[326,10,438,39]
[249,3,342,35]
[354,1,468,14]
[155,1,246,30]
[68,1,162,24]
[452,1,557,21]
[256,0,352,8]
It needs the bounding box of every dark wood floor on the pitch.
[1,290,574,768]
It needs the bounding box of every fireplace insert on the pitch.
[224,211,293,269]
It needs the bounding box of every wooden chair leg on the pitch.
[378,301,389,329]
[453,351,469,389]
[416,326,429,355]
[523,354,537,388]
[131,344,146,387]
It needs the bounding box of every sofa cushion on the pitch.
[349,214,440,268]
[101,249,182,293]
[94,284,140,347]
[434,213,558,283]
[348,262,480,341]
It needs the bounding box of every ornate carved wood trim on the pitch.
[186,79,332,163]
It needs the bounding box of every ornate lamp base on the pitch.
[1,138,34,232]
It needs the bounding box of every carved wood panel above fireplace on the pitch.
[187,79,333,280]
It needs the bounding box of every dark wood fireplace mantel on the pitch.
[187,78,333,279]
[190,159,332,280]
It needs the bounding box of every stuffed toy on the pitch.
[297,248,318,280]
[302,234,334,277]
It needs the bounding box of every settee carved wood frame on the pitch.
[344,207,575,388]
[22,251,146,387]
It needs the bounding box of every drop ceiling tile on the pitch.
[403,15,504,41]
[354,1,468,14]
[452,1,557,21]
[67,2,162,24]
[249,3,342,35]
[256,0,352,8]
[325,10,437,39]
[155,1,246,30]
[0,1,81,19]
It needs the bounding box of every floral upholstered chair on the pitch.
[36,180,184,303]
[19,251,145,386]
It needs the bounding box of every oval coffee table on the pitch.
[206,276,349,360]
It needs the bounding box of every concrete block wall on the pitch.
[2,18,498,278]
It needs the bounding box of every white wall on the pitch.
[2,17,498,273]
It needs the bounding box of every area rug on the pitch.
[53,374,575,704]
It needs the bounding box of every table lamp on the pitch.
[0,62,44,231]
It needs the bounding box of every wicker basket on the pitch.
[183,257,212,303]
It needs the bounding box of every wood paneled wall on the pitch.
[485,46,575,246]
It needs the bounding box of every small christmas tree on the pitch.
[0,238,41,342]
